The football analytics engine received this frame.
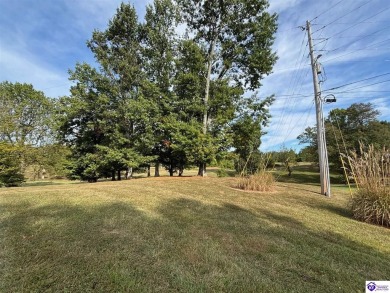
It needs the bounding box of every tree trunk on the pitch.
[169,166,174,177]
[202,37,217,135]
[147,165,151,177]
[179,166,184,177]
[198,162,206,177]
[111,171,116,181]
[117,170,121,181]
[155,162,160,177]
[199,35,217,177]
[125,167,133,179]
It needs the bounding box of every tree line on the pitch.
[297,102,390,170]
[0,0,278,185]
[1,1,389,186]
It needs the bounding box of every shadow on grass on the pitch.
[320,203,354,218]
[1,197,389,292]
[274,164,345,186]
[21,180,86,187]
[206,168,236,177]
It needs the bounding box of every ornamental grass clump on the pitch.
[346,144,390,227]
[236,171,275,192]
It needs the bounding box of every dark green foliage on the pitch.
[0,143,25,187]
[177,0,278,174]
[298,103,390,170]
[58,1,277,179]
[178,0,278,90]
[232,96,275,173]
[268,147,297,165]
[234,150,267,175]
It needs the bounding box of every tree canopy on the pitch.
[55,0,278,181]
[0,1,277,184]
[0,81,54,146]
[297,103,390,170]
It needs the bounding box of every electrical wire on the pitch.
[322,73,390,92]
[321,38,390,63]
[329,115,353,196]
[271,30,310,139]
[312,0,374,34]
[328,79,390,92]
[328,26,390,52]
[325,6,390,40]
[310,0,343,22]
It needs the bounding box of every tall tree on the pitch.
[141,0,179,175]
[297,103,390,169]
[0,142,25,187]
[0,81,53,146]
[177,0,278,175]
[0,82,56,178]
[58,63,117,181]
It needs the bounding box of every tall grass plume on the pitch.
[345,144,390,227]
[236,171,275,192]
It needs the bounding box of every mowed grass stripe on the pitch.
[1,177,389,292]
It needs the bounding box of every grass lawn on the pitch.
[1,173,389,292]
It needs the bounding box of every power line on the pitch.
[328,26,390,52]
[329,79,390,92]
[312,0,373,34]
[271,30,310,138]
[326,29,390,39]
[310,0,343,22]
[322,73,390,92]
[325,6,390,40]
[333,90,390,94]
[315,21,390,25]
[321,38,390,63]
[274,89,390,100]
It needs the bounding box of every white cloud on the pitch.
[269,0,303,14]
[0,48,71,97]
[0,0,388,149]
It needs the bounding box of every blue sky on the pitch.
[1,0,389,151]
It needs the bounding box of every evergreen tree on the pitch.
[0,142,25,187]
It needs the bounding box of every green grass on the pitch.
[272,162,346,185]
[1,175,389,292]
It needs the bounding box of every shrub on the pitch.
[235,171,275,192]
[216,168,229,177]
[346,145,390,227]
[0,143,25,187]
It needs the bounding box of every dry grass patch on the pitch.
[235,171,275,192]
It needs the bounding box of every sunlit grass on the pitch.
[1,175,389,292]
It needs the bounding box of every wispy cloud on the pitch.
[0,0,388,150]
[260,0,390,151]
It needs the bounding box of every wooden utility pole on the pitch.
[306,20,331,197]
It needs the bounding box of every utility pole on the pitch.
[306,20,331,197]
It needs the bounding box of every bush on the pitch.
[216,168,229,177]
[235,171,275,192]
[0,143,25,187]
[346,144,390,227]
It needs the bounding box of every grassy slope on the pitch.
[1,176,389,292]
